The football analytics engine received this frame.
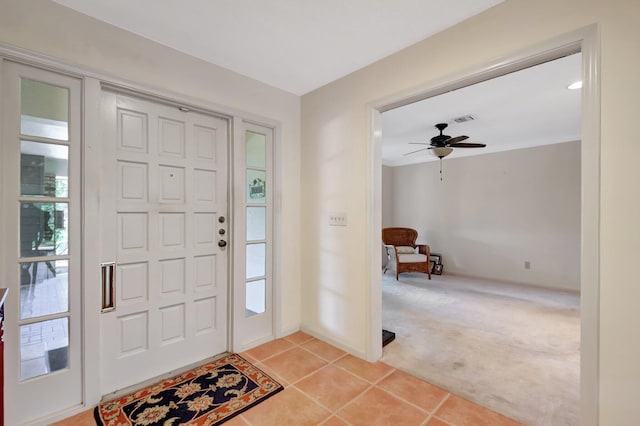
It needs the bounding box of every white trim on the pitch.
[578,25,601,426]
[82,76,106,411]
[367,24,600,426]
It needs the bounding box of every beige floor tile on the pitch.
[337,387,429,426]
[283,330,315,345]
[320,415,351,425]
[244,338,295,361]
[435,394,524,426]
[377,369,449,413]
[302,338,347,362]
[241,387,331,426]
[334,354,395,383]
[296,364,370,411]
[261,346,328,384]
[238,351,259,364]
[426,416,452,425]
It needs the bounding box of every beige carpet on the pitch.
[381,272,580,426]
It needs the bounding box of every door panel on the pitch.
[100,93,229,394]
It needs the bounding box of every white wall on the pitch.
[301,0,640,424]
[381,165,394,229]
[385,142,581,291]
[0,0,301,334]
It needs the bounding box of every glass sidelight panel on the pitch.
[20,202,68,258]
[246,169,266,204]
[21,141,69,197]
[20,317,69,381]
[246,131,266,168]
[246,243,266,279]
[20,260,69,320]
[20,78,69,141]
[246,207,266,241]
[246,279,266,317]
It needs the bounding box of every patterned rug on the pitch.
[94,354,283,426]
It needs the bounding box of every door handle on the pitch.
[101,262,116,313]
[218,240,227,248]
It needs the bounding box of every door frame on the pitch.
[0,44,283,424]
[366,25,600,426]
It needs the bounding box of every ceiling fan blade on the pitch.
[446,135,469,144]
[403,147,431,156]
[408,142,430,145]
[448,142,487,148]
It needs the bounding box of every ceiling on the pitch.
[381,52,582,167]
[52,0,503,95]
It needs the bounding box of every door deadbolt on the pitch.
[218,216,225,223]
[219,229,226,235]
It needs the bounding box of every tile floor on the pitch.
[53,331,522,426]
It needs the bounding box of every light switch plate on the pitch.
[329,213,347,226]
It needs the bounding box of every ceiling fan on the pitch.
[404,122,486,159]
[405,122,487,181]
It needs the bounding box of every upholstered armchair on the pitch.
[382,227,431,280]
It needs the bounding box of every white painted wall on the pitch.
[381,165,394,229]
[384,142,581,291]
[301,0,640,424]
[0,0,301,334]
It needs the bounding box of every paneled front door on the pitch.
[99,92,229,394]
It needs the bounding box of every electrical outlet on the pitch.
[329,213,347,226]
[524,261,531,270]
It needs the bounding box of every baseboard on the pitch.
[300,326,367,360]
[444,272,581,295]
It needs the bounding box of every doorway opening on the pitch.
[368,27,600,426]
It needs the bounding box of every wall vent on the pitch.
[453,115,475,123]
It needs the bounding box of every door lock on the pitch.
[218,240,227,248]
[219,229,226,235]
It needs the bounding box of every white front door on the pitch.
[1,61,83,424]
[99,92,229,394]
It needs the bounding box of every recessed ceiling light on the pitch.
[567,81,582,90]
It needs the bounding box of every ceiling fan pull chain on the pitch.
[440,158,443,181]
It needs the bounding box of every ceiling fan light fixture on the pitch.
[431,147,453,158]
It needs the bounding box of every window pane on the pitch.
[247,169,266,204]
[20,260,68,320]
[20,317,69,381]
[247,207,266,241]
[246,131,266,168]
[246,243,265,279]
[21,78,69,141]
[20,202,68,257]
[246,279,266,317]
[21,141,69,197]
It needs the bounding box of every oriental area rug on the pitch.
[94,354,283,426]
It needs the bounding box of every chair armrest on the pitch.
[417,244,430,256]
